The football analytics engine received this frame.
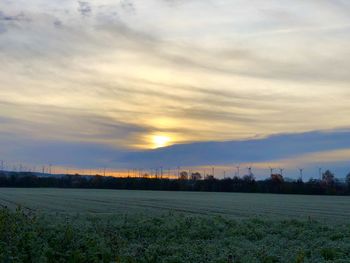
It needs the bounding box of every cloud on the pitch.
[117,129,350,168]
[0,11,28,22]
[0,0,349,173]
[0,100,149,148]
[0,133,126,168]
[1,127,350,179]
[53,19,62,28]
[0,24,5,33]
[78,1,92,17]
[0,10,30,33]
[120,0,135,14]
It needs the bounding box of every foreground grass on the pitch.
[0,208,350,263]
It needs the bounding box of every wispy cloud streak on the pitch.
[0,0,349,170]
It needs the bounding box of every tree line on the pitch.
[1,169,350,195]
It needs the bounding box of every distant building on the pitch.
[190,172,202,181]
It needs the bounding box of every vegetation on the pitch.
[1,189,350,262]
[1,206,350,263]
[0,169,349,195]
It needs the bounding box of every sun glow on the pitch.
[152,135,171,148]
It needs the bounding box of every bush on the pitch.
[0,208,350,262]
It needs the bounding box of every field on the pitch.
[1,188,350,262]
[1,188,350,222]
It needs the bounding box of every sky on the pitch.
[0,0,350,179]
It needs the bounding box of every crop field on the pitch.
[1,188,350,262]
[0,188,350,222]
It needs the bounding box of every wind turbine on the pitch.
[298,168,304,181]
[279,168,284,176]
[247,166,253,176]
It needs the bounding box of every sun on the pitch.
[152,135,171,148]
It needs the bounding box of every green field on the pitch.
[1,188,350,262]
[0,188,350,222]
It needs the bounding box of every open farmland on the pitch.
[1,188,350,262]
[0,188,350,223]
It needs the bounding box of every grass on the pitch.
[1,188,350,262]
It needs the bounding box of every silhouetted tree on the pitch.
[179,171,188,180]
[0,169,349,195]
[322,170,335,185]
[205,174,215,180]
[270,174,284,184]
[346,172,350,189]
[242,174,254,183]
